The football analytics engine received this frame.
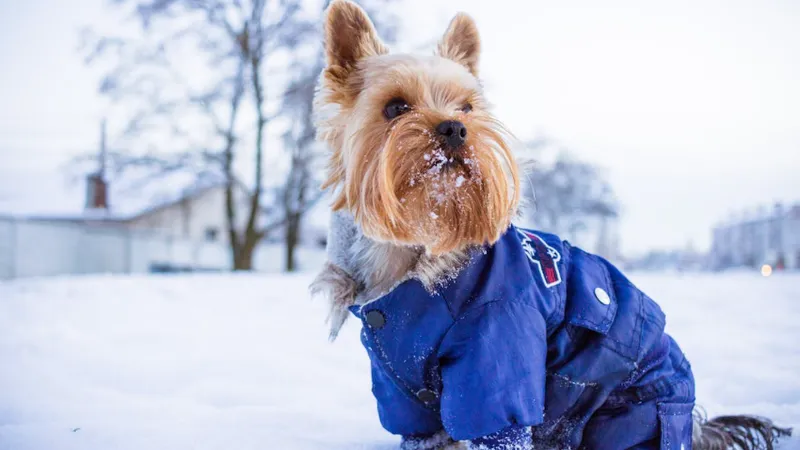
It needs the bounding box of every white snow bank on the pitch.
[0,271,798,449]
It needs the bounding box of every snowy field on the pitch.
[0,271,798,449]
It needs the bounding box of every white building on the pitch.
[710,203,800,270]
[0,173,328,280]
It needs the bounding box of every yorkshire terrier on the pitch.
[310,1,792,449]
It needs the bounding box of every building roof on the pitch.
[0,163,334,236]
[0,164,226,222]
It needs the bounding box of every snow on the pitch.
[0,271,799,449]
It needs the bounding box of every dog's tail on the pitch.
[692,407,792,450]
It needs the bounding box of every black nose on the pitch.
[436,120,467,149]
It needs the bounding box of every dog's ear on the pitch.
[324,0,388,72]
[437,13,481,77]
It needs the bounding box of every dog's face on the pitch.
[315,0,520,255]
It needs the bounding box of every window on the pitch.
[204,227,219,242]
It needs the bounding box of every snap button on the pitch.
[594,287,611,305]
[416,388,438,404]
[365,310,386,329]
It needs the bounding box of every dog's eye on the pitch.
[461,103,473,113]
[384,98,411,120]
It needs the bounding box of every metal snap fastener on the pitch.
[416,388,438,404]
[594,287,611,305]
[365,310,386,329]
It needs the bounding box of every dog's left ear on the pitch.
[437,13,481,77]
[324,0,388,73]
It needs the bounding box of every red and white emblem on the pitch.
[517,229,562,288]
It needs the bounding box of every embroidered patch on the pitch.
[517,229,562,288]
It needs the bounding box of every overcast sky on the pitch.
[1,0,798,255]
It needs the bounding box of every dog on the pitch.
[310,1,793,448]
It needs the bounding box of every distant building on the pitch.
[621,245,707,273]
[5,169,328,248]
[0,119,329,278]
[710,203,800,271]
[0,171,329,279]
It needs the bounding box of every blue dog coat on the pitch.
[350,225,695,449]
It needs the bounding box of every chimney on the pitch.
[85,173,108,210]
[85,119,109,211]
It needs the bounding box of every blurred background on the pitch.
[0,0,798,277]
[1,1,799,448]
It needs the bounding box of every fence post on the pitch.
[10,218,18,280]
[125,230,132,274]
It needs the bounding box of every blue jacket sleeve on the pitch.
[436,299,547,441]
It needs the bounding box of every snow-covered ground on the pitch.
[0,271,798,449]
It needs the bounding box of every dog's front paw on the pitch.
[400,430,464,450]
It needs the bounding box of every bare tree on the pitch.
[82,0,317,270]
[278,60,322,272]
[522,150,619,251]
[83,0,398,272]
[274,0,397,272]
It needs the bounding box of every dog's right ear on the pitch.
[324,0,387,73]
